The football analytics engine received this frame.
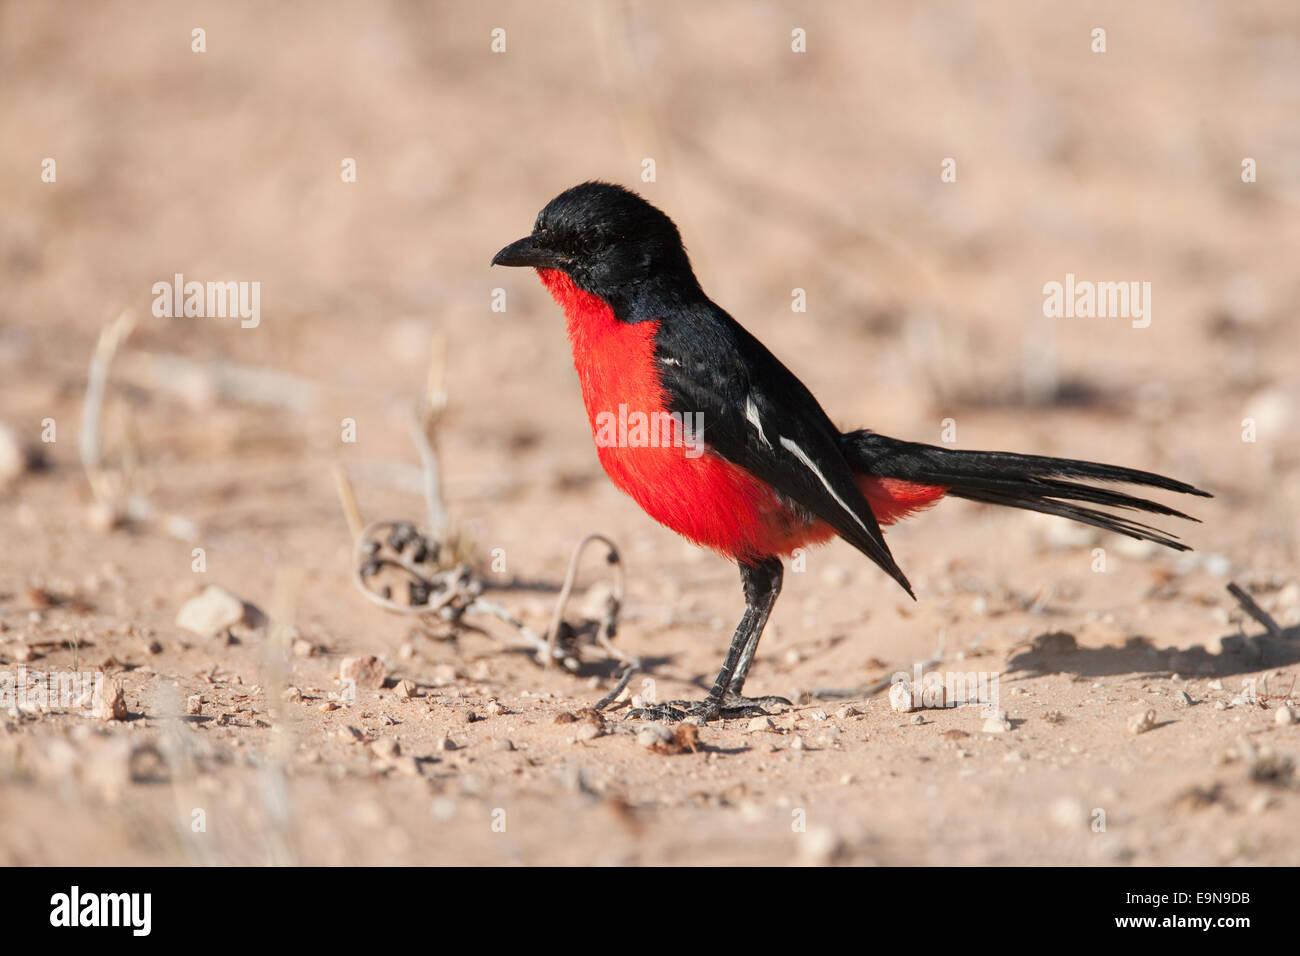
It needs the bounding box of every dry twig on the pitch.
[593,662,639,712]
[336,333,630,684]
[332,463,365,544]
[1227,581,1285,640]
[80,309,138,514]
[78,310,199,540]
[544,533,628,668]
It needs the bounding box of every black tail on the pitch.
[842,430,1211,552]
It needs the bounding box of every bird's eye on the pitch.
[581,232,602,254]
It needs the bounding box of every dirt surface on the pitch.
[2,1,1298,865]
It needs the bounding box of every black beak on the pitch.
[491,234,565,269]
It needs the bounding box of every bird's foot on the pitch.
[625,692,792,723]
[721,692,793,716]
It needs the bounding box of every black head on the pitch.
[491,182,700,309]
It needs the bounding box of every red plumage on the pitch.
[540,269,947,562]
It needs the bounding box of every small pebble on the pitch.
[1128,709,1157,735]
[1049,797,1086,829]
[747,716,775,732]
[176,586,255,637]
[369,739,400,760]
[1275,705,1295,726]
[95,679,128,722]
[1249,792,1276,815]
[982,712,1011,734]
[636,723,674,748]
[339,656,387,689]
[888,681,916,713]
[798,827,843,865]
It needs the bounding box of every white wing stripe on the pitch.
[778,435,871,536]
[746,395,772,448]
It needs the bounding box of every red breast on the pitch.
[536,269,944,560]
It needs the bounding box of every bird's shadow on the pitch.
[1005,626,1300,681]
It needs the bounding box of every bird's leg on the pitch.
[726,557,783,700]
[626,557,789,723]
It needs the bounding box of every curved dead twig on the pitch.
[335,334,630,693]
[81,309,137,500]
[350,519,473,616]
[593,662,640,712]
[544,533,628,668]
[347,519,629,675]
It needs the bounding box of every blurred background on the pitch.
[3,0,1297,530]
[0,0,1297,865]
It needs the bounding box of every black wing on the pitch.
[653,301,914,597]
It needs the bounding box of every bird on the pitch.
[492,181,1210,722]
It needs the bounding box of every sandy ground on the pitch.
[1,0,1298,865]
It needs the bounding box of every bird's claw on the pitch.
[625,693,792,723]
